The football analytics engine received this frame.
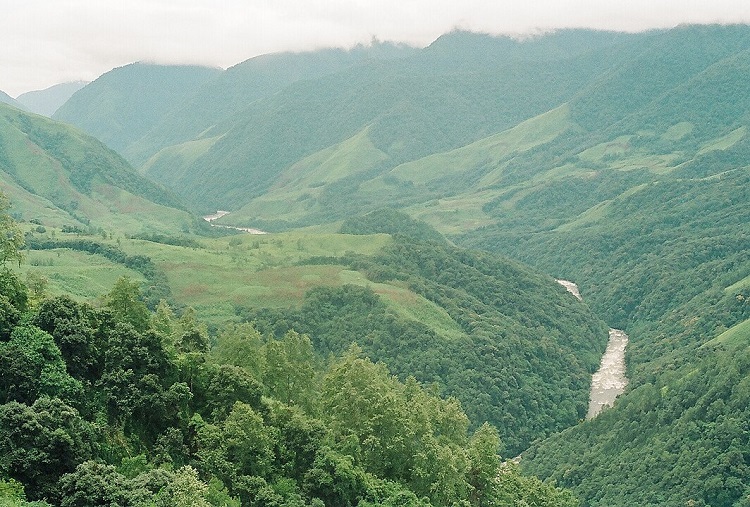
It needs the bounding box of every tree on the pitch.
[31,297,104,382]
[466,423,501,507]
[264,330,316,410]
[57,461,130,507]
[176,307,209,354]
[0,325,83,405]
[0,191,23,267]
[0,397,93,501]
[203,364,263,421]
[104,277,150,332]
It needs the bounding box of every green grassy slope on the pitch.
[0,103,197,235]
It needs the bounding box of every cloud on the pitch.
[2,0,749,96]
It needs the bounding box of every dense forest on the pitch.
[243,222,609,455]
[0,195,578,506]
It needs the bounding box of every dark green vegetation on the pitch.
[0,202,579,506]
[244,229,609,455]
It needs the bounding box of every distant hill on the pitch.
[139,30,639,214]
[0,90,26,111]
[16,81,88,117]
[124,42,419,165]
[0,102,196,235]
[53,63,222,153]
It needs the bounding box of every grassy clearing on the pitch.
[111,231,391,324]
[697,126,747,155]
[14,248,144,301]
[724,274,750,294]
[701,317,750,349]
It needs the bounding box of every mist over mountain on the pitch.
[16,81,88,117]
[53,63,222,153]
[0,90,27,111]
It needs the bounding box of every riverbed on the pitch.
[557,280,629,419]
[203,211,267,235]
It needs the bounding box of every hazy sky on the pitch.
[3,0,750,96]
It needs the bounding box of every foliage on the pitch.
[0,274,578,506]
[340,208,445,243]
[0,192,23,266]
[245,236,609,455]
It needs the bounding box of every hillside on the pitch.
[124,42,419,166]
[0,90,26,111]
[196,25,750,232]
[14,209,610,457]
[142,30,639,214]
[16,81,88,117]
[6,23,750,506]
[53,63,222,153]
[0,200,582,507]
[0,102,197,235]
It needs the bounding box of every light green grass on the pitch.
[724,274,750,294]
[109,231,392,324]
[661,122,694,141]
[337,270,466,340]
[697,126,747,155]
[228,128,387,224]
[554,183,650,232]
[14,249,144,301]
[140,135,223,176]
[701,318,750,349]
[577,135,633,162]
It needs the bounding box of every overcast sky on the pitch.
[3,0,750,97]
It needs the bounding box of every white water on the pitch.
[556,279,629,419]
[202,211,267,235]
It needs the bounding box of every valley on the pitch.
[1,23,749,507]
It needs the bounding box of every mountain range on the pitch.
[2,23,750,506]
[16,81,88,117]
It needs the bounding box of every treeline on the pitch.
[244,234,609,455]
[0,269,578,507]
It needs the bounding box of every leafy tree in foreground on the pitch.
[0,191,23,267]
[0,397,93,502]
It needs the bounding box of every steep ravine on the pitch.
[556,280,629,418]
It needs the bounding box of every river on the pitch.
[203,211,267,235]
[556,280,629,419]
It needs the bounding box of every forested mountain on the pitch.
[0,195,588,506]
[16,81,88,117]
[5,22,750,506]
[241,230,610,455]
[124,42,419,166]
[141,30,638,213]
[0,103,197,235]
[53,63,222,153]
